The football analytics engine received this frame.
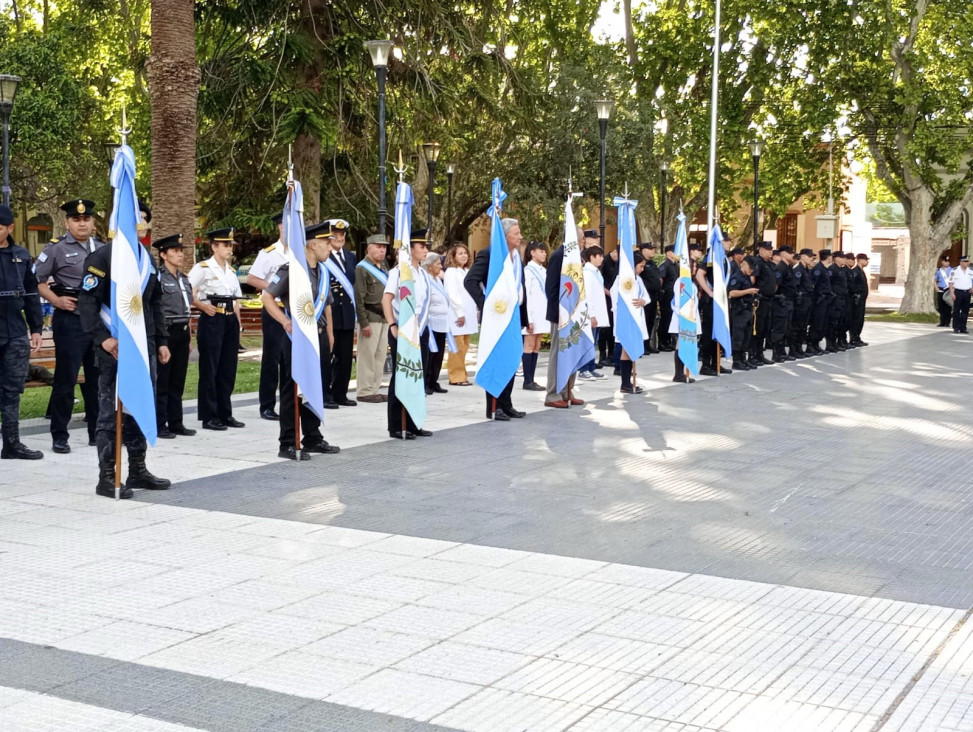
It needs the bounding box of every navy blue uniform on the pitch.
[828,263,850,347]
[327,247,357,405]
[809,261,833,348]
[790,263,814,354]
[771,262,796,355]
[727,268,754,362]
[157,266,194,433]
[751,256,776,359]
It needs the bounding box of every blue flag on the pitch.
[108,146,156,444]
[474,179,524,397]
[393,182,427,427]
[707,224,732,360]
[612,196,645,361]
[282,181,325,421]
[674,213,699,376]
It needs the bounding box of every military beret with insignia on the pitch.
[206,227,236,243]
[154,234,185,251]
[61,199,96,217]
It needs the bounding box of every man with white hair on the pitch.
[464,217,527,421]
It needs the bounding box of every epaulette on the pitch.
[263,244,276,253]
[200,262,209,267]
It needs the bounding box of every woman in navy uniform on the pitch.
[155,234,196,438]
[0,205,44,460]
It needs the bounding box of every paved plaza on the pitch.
[2,322,972,731]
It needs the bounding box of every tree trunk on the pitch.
[900,188,939,314]
[294,133,321,223]
[149,0,199,262]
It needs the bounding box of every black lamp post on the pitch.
[366,40,393,238]
[103,142,120,168]
[749,139,765,252]
[595,99,614,243]
[660,159,668,248]
[422,142,440,240]
[0,74,21,208]
[445,162,455,244]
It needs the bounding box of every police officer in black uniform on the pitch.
[808,249,833,354]
[324,219,358,408]
[727,256,758,372]
[0,205,44,460]
[34,199,105,453]
[155,234,196,438]
[77,239,171,498]
[828,251,850,352]
[790,248,816,358]
[638,242,662,353]
[750,241,776,366]
[848,254,870,347]
[658,244,678,350]
[771,246,797,362]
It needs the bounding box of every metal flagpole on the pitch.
[705,0,721,246]
[285,147,304,458]
[114,399,123,500]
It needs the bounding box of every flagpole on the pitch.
[705,0,721,245]
[114,398,123,500]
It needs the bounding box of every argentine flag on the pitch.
[674,213,699,376]
[613,196,646,361]
[707,224,732,360]
[108,145,156,444]
[282,181,325,421]
[475,179,523,397]
[393,182,427,427]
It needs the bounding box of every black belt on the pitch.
[166,319,190,327]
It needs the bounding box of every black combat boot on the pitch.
[96,442,132,499]
[126,450,171,490]
[1,423,43,460]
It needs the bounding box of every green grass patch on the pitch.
[866,311,939,323]
[20,362,263,421]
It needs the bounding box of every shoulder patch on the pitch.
[81,273,100,291]
[87,265,106,277]
[37,252,48,263]
[271,274,281,284]
[49,238,58,244]
[199,262,209,267]
[263,244,276,253]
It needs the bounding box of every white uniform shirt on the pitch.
[524,260,549,331]
[383,262,431,321]
[187,256,243,302]
[583,262,609,326]
[425,273,450,333]
[249,240,288,283]
[444,267,479,336]
[950,265,973,291]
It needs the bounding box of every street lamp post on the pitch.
[366,40,393,239]
[660,159,668,248]
[422,142,440,240]
[595,100,614,243]
[0,74,22,208]
[749,139,765,252]
[103,142,120,168]
[445,163,455,244]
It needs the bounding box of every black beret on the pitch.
[0,204,13,226]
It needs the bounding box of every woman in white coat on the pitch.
[522,241,549,391]
[580,245,609,378]
[443,243,479,386]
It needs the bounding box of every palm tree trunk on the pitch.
[149,0,199,261]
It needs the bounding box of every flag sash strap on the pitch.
[283,264,329,341]
[526,264,545,290]
[324,258,354,296]
[425,275,458,353]
[356,259,389,286]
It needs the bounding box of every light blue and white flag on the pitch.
[707,224,732,360]
[674,213,699,376]
[393,181,427,427]
[554,195,595,391]
[613,196,645,361]
[475,178,523,397]
[108,145,156,444]
[281,181,325,421]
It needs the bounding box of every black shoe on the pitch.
[772,354,786,363]
[672,375,696,384]
[410,429,433,437]
[52,440,70,454]
[202,420,227,431]
[699,366,718,376]
[170,426,197,436]
[389,430,416,440]
[613,368,621,376]
[620,385,644,394]
[721,366,733,374]
[324,401,339,410]
[647,346,660,354]
[853,340,869,346]
[523,383,545,391]
[836,343,848,351]
[424,387,434,395]
[303,440,340,454]
[96,484,133,499]
[278,446,311,460]
[89,437,97,446]
[430,385,448,394]
[222,418,245,428]
[503,408,525,419]
[732,361,751,371]
[747,359,761,369]
[336,398,358,406]
[492,410,511,421]
[158,429,176,440]
[261,409,280,421]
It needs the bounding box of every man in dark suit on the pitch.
[464,220,527,421]
[324,219,358,407]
